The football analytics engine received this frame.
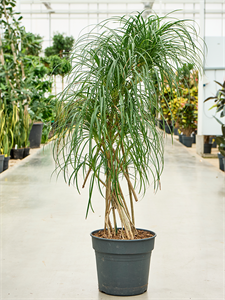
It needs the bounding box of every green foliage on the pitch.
[177,71,198,136]
[160,65,198,136]
[0,1,55,147]
[22,31,43,56]
[41,122,53,144]
[60,58,72,76]
[53,12,202,239]
[44,46,57,57]
[45,55,72,77]
[204,81,225,156]
[0,101,29,153]
[44,32,74,58]
[49,55,62,75]
[177,63,195,88]
[3,28,43,56]
[0,0,33,112]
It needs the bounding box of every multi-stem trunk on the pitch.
[104,155,136,239]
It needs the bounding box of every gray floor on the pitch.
[0,137,224,300]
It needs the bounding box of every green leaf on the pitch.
[52,11,202,238]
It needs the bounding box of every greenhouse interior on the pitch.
[0,0,224,299]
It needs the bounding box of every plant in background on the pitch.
[53,12,202,240]
[176,67,198,136]
[23,108,31,148]
[204,80,225,156]
[22,31,43,56]
[0,0,29,113]
[44,33,73,93]
[0,1,56,148]
[13,105,26,149]
[0,102,14,157]
[46,54,72,93]
[59,58,72,90]
[3,27,43,57]
[45,32,74,58]
[22,55,56,144]
[158,64,198,132]
[159,84,180,126]
[0,104,5,154]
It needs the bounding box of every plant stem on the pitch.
[104,165,112,236]
[3,0,20,88]
[121,142,135,225]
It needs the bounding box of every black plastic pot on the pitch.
[23,147,30,158]
[12,148,24,159]
[3,156,10,171]
[157,119,164,129]
[174,127,179,135]
[0,155,4,173]
[179,134,186,144]
[209,137,217,148]
[165,124,173,134]
[218,153,225,171]
[191,133,196,144]
[204,143,212,154]
[29,123,43,148]
[10,148,13,159]
[91,228,156,296]
[182,136,193,147]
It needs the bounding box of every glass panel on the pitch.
[205,17,223,36]
[51,17,69,35]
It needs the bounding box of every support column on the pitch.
[196,0,205,156]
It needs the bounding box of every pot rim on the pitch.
[90,228,156,242]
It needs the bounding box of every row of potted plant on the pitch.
[0,0,75,173]
[0,102,32,172]
[159,63,198,143]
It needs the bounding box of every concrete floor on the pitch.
[0,137,224,300]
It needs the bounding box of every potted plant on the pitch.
[0,102,14,171]
[0,0,47,152]
[53,12,201,296]
[0,105,5,173]
[203,135,212,154]
[11,106,26,159]
[176,66,198,147]
[44,33,74,93]
[159,85,180,134]
[204,80,225,170]
[22,107,32,157]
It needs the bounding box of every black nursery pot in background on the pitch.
[174,127,179,135]
[179,134,186,144]
[209,137,217,148]
[3,156,10,171]
[157,119,164,130]
[12,148,24,159]
[165,124,174,134]
[23,147,30,158]
[182,136,193,147]
[91,229,156,296]
[218,153,225,171]
[204,143,212,154]
[0,155,4,173]
[29,123,44,148]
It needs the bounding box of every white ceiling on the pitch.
[19,0,225,3]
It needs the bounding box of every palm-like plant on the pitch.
[53,12,202,239]
[204,80,225,156]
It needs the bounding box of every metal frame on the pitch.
[13,0,225,155]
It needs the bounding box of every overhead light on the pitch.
[143,2,154,18]
[42,2,55,13]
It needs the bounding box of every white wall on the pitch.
[202,37,225,135]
